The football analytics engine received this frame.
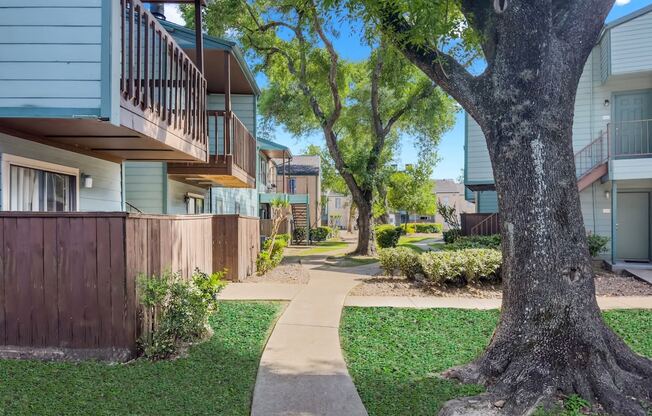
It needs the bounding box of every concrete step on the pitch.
[626,268,652,285]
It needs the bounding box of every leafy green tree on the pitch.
[387,161,436,230]
[361,1,651,415]
[189,0,455,255]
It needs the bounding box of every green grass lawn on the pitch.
[298,240,349,255]
[396,236,432,253]
[340,308,652,416]
[0,301,282,416]
[326,254,379,267]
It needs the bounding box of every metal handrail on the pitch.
[610,118,652,157]
[574,131,609,179]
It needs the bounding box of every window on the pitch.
[259,157,268,186]
[335,198,341,209]
[2,154,78,212]
[289,178,297,194]
[185,193,205,214]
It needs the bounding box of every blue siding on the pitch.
[0,132,122,211]
[212,187,258,217]
[124,162,165,213]
[0,1,104,111]
[477,191,498,214]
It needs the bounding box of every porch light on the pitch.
[82,174,93,189]
[605,190,610,200]
[604,99,610,107]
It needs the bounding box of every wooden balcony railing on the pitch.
[120,0,207,152]
[210,110,257,179]
[461,213,501,236]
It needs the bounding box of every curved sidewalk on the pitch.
[250,259,372,416]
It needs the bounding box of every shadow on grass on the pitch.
[0,302,282,416]
[340,307,652,416]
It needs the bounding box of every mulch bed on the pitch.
[350,268,652,298]
[239,260,311,284]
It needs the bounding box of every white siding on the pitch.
[0,1,104,110]
[465,114,494,183]
[0,132,122,211]
[124,162,165,213]
[610,11,652,75]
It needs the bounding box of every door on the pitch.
[614,91,652,156]
[616,192,650,261]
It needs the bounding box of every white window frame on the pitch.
[185,192,205,214]
[1,153,80,211]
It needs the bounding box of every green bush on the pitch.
[311,226,332,242]
[443,229,461,244]
[137,268,226,359]
[406,223,443,233]
[587,233,609,257]
[443,234,501,250]
[379,247,423,280]
[276,233,291,244]
[375,225,403,248]
[293,227,307,244]
[257,236,287,275]
[419,249,502,284]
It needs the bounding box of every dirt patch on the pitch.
[240,260,310,284]
[595,269,652,296]
[350,269,652,298]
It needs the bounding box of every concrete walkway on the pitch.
[345,295,652,309]
[249,259,373,416]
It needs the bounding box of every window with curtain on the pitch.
[9,165,76,212]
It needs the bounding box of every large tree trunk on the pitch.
[352,193,377,256]
[437,6,652,414]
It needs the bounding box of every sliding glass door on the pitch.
[9,165,76,212]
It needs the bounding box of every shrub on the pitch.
[443,229,461,244]
[137,268,226,359]
[277,233,291,244]
[419,249,502,284]
[257,236,287,275]
[293,227,307,244]
[408,223,443,233]
[311,226,331,242]
[375,225,403,248]
[587,233,609,257]
[379,247,423,280]
[443,234,501,250]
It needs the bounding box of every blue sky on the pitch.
[167,0,652,180]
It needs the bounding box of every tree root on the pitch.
[439,321,652,416]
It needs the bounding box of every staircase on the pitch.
[576,131,609,192]
[291,203,310,244]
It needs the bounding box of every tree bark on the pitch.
[352,192,377,256]
[376,183,390,224]
[382,1,652,414]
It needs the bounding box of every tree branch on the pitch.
[378,3,486,120]
[370,45,384,141]
[383,82,435,136]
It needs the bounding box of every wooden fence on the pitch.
[213,215,260,281]
[461,213,501,236]
[0,212,256,360]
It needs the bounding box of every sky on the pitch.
[166,0,652,180]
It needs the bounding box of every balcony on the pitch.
[167,110,257,188]
[575,119,652,190]
[0,0,207,163]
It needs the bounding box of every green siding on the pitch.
[124,162,165,213]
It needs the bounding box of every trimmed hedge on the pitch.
[375,225,403,248]
[442,234,501,251]
[405,223,443,233]
[419,249,502,283]
[378,247,422,281]
[380,247,502,285]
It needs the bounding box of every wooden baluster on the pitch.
[128,1,135,99]
[142,11,149,110]
[135,3,141,105]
